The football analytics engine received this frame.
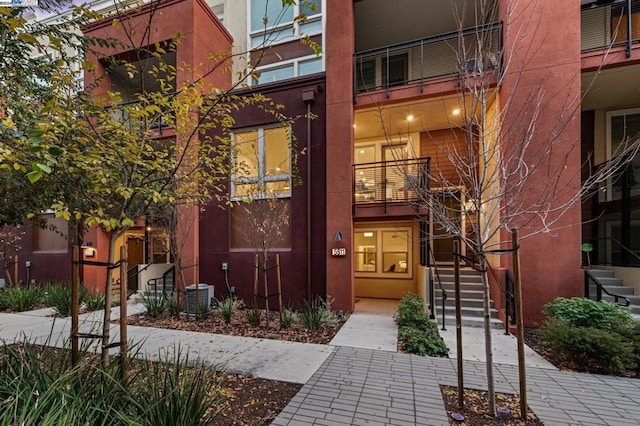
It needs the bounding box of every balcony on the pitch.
[353,157,430,213]
[582,0,640,54]
[353,22,502,95]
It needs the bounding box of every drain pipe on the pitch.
[302,88,315,300]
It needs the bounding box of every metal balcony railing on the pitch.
[353,22,502,95]
[581,0,640,56]
[353,157,429,206]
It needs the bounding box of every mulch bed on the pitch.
[441,386,543,426]
[126,309,345,344]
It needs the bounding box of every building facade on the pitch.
[6,0,640,326]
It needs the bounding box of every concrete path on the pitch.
[2,298,640,426]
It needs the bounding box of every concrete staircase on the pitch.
[587,269,640,321]
[433,267,503,329]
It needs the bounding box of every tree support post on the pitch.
[71,246,80,366]
[454,240,464,409]
[119,245,128,382]
[512,230,527,419]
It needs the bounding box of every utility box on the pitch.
[184,284,214,315]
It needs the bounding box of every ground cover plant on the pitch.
[0,284,45,312]
[0,340,299,425]
[535,297,640,375]
[394,293,449,357]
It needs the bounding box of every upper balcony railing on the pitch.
[354,157,430,207]
[353,22,502,96]
[582,0,640,56]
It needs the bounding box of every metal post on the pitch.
[627,0,633,58]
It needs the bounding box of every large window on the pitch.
[253,56,323,85]
[354,227,411,277]
[232,125,291,199]
[604,108,640,201]
[250,0,322,48]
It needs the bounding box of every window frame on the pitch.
[252,54,323,85]
[354,226,412,279]
[231,124,292,200]
[248,0,323,50]
[604,107,640,202]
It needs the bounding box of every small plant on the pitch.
[166,294,180,317]
[398,325,449,357]
[0,285,43,312]
[195,300,210,321]
[141,292,168,318]
[216,297,244,325]
[83,290,105,312]
[394,293,430,329]
[280,308,297,329]
[244,307,262,326]
[301,295,333,330]
[45,283,73,316]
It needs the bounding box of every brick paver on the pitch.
[274,346,640,426]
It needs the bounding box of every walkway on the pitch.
[1,299,640,425]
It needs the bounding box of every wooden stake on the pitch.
[119,245,128,382]
[454,240,464,409]
[512,230,527,419]
[253,254,258,309]
[276,254,283,321]
[71,246,80,366]
[14,254,18,286]
[195,255,200,318]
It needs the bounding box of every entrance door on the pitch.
[432,191,462,262]
[126,235,144,293]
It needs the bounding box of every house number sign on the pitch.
[331,247,347,257]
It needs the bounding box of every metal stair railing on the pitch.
[590,236,640,267]
[147,265,176,296]
[584,269,631,307]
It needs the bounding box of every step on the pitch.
[436,274,483,284]
[589,284,635,296]
[435,289,484,300]
[595,277,625,287]
[438,282,484,292]
[588,269,615,279]
[442,305,499,319]
[438,315,504,330]
[433,296,494,309]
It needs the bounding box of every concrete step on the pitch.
[434,296,494,309]
[588,269,615,279]
[438,315,504,330]
[438,282,484,292]
[602,285,635,295]
[436,274,483,284]
[596,277,625,287]
[435,289,484,300]
[442,305,499,319]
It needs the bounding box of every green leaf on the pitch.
[26,170,42,184]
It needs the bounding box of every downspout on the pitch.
[302,89,316,300]
[627,0,633,58]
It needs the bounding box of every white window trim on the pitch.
[605,107,640,202]
[248,0,323,46]
[354,226,413,279]
[231,124,292,200]
[252,53,323,85]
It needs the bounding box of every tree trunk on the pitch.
[101,232,119,368]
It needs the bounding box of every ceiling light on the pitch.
[452,108,461,115]
[407,114,414,121]
[363,232,373,237]
[359,149,365,154]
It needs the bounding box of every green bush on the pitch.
[540,318,637,373]
[141,292,168,318]
[301,295,334,330]
[244,307,261,326]
[542,297,633,330]
[84,290,105,312]
[216,297,244,325]
[280,308,298,329]
[0,285,43,312]
[394,293,431,329]
[44,283,74,316]
[398,325,449,357]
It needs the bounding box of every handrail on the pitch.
[584,269,631,307]
[147,265,176,295]
[428,243,447,330]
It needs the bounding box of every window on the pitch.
[34,216,67,252]
[382,53,408,87]
[612,2,640,43]
[354,227,411,277]
[232,125,291,199]
[253,56,323,85]
[355,58,376,92]
[604,108,640,201]
[250,0,322,48]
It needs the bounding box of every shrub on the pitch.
[542,297,633,330]
[141,292,168,318]
[216,297,244,325]
[166,294,180,317]
[280,308,297,329]
[0,285,43,312]
[45,283,73,316]
[194,300,210,321]
[394,293,431,329]
[244,307,261,326]
[83,290,105,312]
[398,325,449,357]
[301,295,334,330]
[540,318,636,373]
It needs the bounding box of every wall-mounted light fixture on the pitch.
[333,231,343,241]
[81,241,95,257]
[464,199,477,212]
